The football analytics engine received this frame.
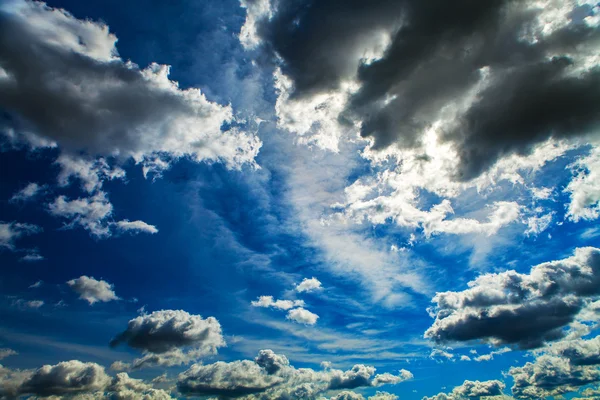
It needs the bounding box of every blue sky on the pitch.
[1,1,600,399]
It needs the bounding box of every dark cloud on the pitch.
[17,360,111,397]
[255,349,290,374]
[110,310,224,354]
[425,247,600,349]
[252,0,600,178]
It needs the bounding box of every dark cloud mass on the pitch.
[110,310,225,354]
[425,247,600,349]
[255,0,600,178]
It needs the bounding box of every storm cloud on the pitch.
[249,0,600,179]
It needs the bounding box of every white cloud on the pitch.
[286,308,319,325]
[21,253,44,262]
[0,221,41,250]
[114,220,159,235]
[48,192,113,238]
[67,275,120,305]
[525,212,554,236]
[10,182,44,202]
[11,299,44,310]
[566,146,600,222]
[251,296,305,310]
[29,280,43,288]
[295,277,323,293]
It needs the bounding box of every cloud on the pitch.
[254,349,290,374]
[0,221,41,250]
[425,247,600,349]
[0,362,173,399]
[21,253,44,262]
[176,349,412,398]
[295,277,323,293]
[566,146,600,222]
[246,0,600,179]
[331,391,366,400]
[472,347,511,363]
[0,0,260,169]
[12,299,44,310]
[0,348,17,360]
[251,295,305,310]
[177,360,281,397]
[16,360,111,397]
[56,154,125,194]
[48,192,114,238]
[114,220,159,235]
[509,353,600,399]
[110,310,225,368]
[286,307,319,325]
[67,275,120,305]
[10,182,44,202]
[423,379,506,400]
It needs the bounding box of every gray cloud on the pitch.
[177,360,281,398]
[425,247,600,349]
[0,0,259,168]
[110,310,225,368]
[177,349,412,398]
[249,0,600,179]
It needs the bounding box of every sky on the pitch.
[0,0,600,399]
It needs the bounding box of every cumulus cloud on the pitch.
[56,154,125,194]
[177,360,281,397]
[425,247,600,349]
[472,347,511,363]
[0,362,173,399]
[16,360,111,397]
[509,353,600,399]
[295,277,323,293]
[0,221,41,250]
[423,380,505,400]
[566,146,600,222]
[176,349,412,399]
[245,0,600,180]
[67,275,119,305]
[0,0,260,169]
[10,182,44,202]
[110,310,225,368]
[286,307,319,325]
[251,295,305,310]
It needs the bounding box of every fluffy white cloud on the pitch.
[295,277,323,293]
[56,155,125,194]
[286,307,319,325]
[423,379,506,400]
[49,192,113,237]
[0,221,41,250]
[110,310,225,368]
[251,295,305,310]
[67,275,120,305]
[17,360,112,397]
[0,0,261,169]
